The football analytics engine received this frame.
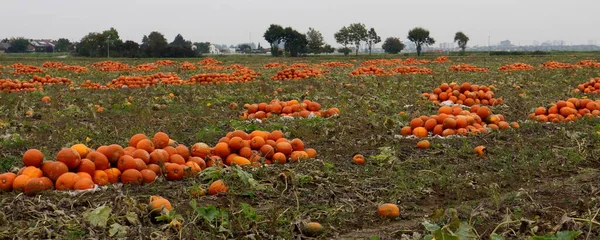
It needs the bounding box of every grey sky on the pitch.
[2,0,599,47]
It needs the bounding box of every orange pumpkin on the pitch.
[121,169,143,185]
[0,172,17,192]
[23,177,53,196]
[165,163,184,181]
[352,154,365,165]
[56,148,82,170]
[22,149,44,167]
[208,180,228,195]
[377,203,400,218]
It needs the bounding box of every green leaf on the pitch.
[490,233,504,240]
[433,230,460,240]
[108,223,128,237]
[83,205,112,228]
[196,205,221,222]
[454,222,477,240]
[422,221,441,232]
[556,231,581,240]
[125,212,138,225]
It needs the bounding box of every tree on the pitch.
[121,40,139,58]
[282,27,307,57]
[407,27,435,56]
[146,31,168,57]
[454,31,469,54]
[367,28,381,55]
[322,44,335,54]
[170,34,187,47]
[8,38,30,53]
[238,44,252,54]
[337,47,351,55]
[263,24,285,56]
[306,27,324,54]
[76,28,122,57]
[54,38,71,52]
[193,42,211,54]
[381,37,405,54]
[334,27,350,56]
[347,23,368,55]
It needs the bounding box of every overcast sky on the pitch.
[1,0,599,47]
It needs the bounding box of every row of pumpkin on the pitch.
[0,130,317,195]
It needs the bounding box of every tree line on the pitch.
[265,23,470,57]
[2,25,470,57]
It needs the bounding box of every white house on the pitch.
[209,44,220,54]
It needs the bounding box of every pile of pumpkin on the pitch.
[179,61,197,71]
[528,98,600,123]
[401,105,518,137]
[262,62,286,69]
[206,130,318,165]
[155,60,175,66]
[576,60,600,68]
[433,56,451,63]
[0,75,72,93]
[349,66,391,76]
[91,61,131,72]
[321,62,353,68]
[132,63,159,72]
[10,63,45,75]
[0,132,230,196]
[498,63,535,71]
[541,61,581,69]
[389,66,433,75]
[422,82,503,106]
[574,78,600,93]
[270,67,325,80]
[239,99,340,120]
[361,59,403,66]
[189,67,260,84]
[42,61,65,68]
[403,58,430,65]
[199,57,222,65]
[59,65,90,73]
[104,73,185,89]
[449,64,489,72]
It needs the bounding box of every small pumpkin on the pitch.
[148,195,173,213]
[74,178,95,190]
[377,203,400,218]
[23,177,53,196]
[41,161,68,182]
[55,172,81,190]
[352,154,365,165]
[474,145,487,156]
[0,172,17,192]
[416,140,431,149]
[22,149,44,167]
[165,163,184,181]
[56,148,82,170]
[208,180,228,195]
[303,222,324,237]
[121,169,143,185]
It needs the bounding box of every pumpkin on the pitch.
[165,163,183,181]
[352,154,365,165]
[303,222,324,237]
[0,172,17,191]
[152,132,170,149]
[56,148,81,170]
[22,149,44,167]
[147,164,162,176]
[213,142,231,158]
[417,140,431,149]
[41,161,68,182]
[305,148,317,158]
[12,175,31,192]
[148,196,173,213]
[275,142,293,155]
[131,149,150,164]
[104,168,121,184]
[76,172,93,181]
[87,151,110,170]
[20,166,43,178]
[474,146,487,156]
[208,180,228,195]
[377,203,400,218]
[129,133,148,147]
[70,144,90,158]
[121,169,143,185]
[117,155,137,172]
[93,170,109,186]
[169,154,186,165]
[231,156,251,166]
[55,172,81,190]
[23,177,53,196]
[102,144,125,164]
[136,139,155,153]
[290,151,308,162]
[412,127,428,138]
[77,159,96,176]
[190,143,211,158]
[74,178,95,190]
[140,169,156,184]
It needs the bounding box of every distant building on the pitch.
[439,42,454,50]
[0,43,10,53]
[208,44,220,54]
[29,39,55,52]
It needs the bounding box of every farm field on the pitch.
[1,54,600,239]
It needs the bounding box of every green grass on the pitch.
[1,54,600,239]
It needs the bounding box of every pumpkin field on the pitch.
[2,54,600,239]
